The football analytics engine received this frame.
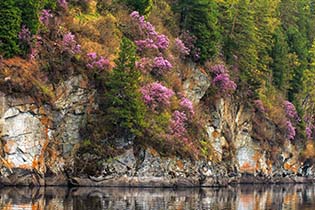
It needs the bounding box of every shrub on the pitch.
[169,110,188,138]
[284,100,299,120]
[286,120,296,140]
[62,32,81,55]
[152,56,172,75]
[40,9,53,26]
[253,100,265,113]
[130,11,169,51]
[175,38,190,56]
[18,25,32,57]
[86,52,110,70]
[0,0,21,58]
[140,82,174,111]
[210,64,237,96]
[180,97,194,117]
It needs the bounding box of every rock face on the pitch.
[0,73,314,186]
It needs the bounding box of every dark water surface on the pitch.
[1,185,315,210]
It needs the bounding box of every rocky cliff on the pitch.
[0,65,314,187]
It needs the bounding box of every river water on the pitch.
[0,185,314,210]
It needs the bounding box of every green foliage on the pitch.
[123,0,152,15]
[0,0,21,58]
[176,0,221,63]
[16,0,40,35]
[104,37,147,137]
[218,0,260,92]
[41,0,57,9]
[271,27,291,90]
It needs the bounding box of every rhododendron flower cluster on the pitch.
[284,101,299,120]
[179,31,200,60]
[169,110,188,137]
[40,9,53,26]
[140,82,174,111]
[306,125,314,139]
[19,25,31,43]
[175,38,190,55]
[58,0,68,10]
[62,32,81,55]
[211,64,227,75]
[130,11,169,50]
[286,120,296,140]
[180,97,194,116]
[152,56,172,74]
[210,64,236,96]
[254,100,265,113]
[86,52,110,70]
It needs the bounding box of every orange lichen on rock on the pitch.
[240,162,256,174]
[284,162,298,173]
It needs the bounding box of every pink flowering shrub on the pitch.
[306,125,314,139]
[86,52,110,70]
[19,25,31,43]
[179,31,200,61]
[175,38,190,55]
[210,64,226,75]
[40,9,53,26]
[254,100,265,113]
[62,32,81,55]
[58,0,68,10]
[152,56,172,75]
[140,82,174,111]
[169,110,188,137]
[130,11,169,51]
[284,101,299,120]
[286,120,296,140]
[210,64,237,96]
[180,97,194,116]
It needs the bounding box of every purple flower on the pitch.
[210,64,227,75]
[62,32,81,55]
[87,52,97,60]
[135,39,158,50]
[130,11,140,19]
[180,97,194,116]
[19,25,31,42]
[254,100,265,113]
[169,110,188,138]
[40,9,53,26]
[86,52,110,70]
[286,120,296,140]
[306,125,313,139]
[152,56,172,75]
[140,82,174,111]
[58,0,68,10]
[130,11,169,50]
[175,38,190,55]
[212,73,237,96]
[156,34,169,50]
[284,101,299,120]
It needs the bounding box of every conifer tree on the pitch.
[104,37,146,138]
[177,0,221,63]
[271,27,290,90]
[0,0,21,58]
[16,0,40,35]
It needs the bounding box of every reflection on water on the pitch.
[0,185,315,210]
